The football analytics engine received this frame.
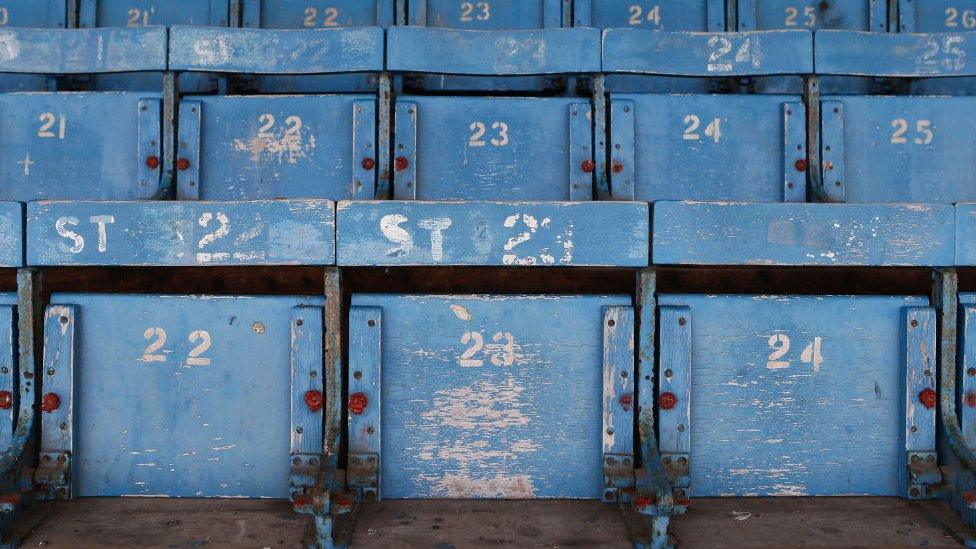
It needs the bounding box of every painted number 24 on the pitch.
[766,333,823,371]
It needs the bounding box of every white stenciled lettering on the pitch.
[89,215,115,253]
[380,213,413,257]
[417,218,453,261]
[55,216,84,254]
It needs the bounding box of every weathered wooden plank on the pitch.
[347,305,382,501]
[27,200,335,266]
[902,306,937,497]
[0,203,22,267]
[960,299,976,448]
[351,294,631,499]
[50,293,325,497]
[602,29,813,75]
[653,201,954,266]
[816,30,976,77]
[0,302,16,453]
[602,306,635,501]
[0,27,166,74]
[659,293,929,496]
[39,304,75,497]
[658,304,691,492]
[169,26,384,74]
[290,306,324,457]
[337,201,649,267]
[387,27,601,75]
[952,204,976,266]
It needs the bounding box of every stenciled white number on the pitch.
[707,36,757,73]
[0,7,9,26]
[468,121,509,147]
[628,4,661,26]
[127,8,150,27]
[37,112,66,139]
[946,7,976,29]
[140,326,213,367]
[460,1,490,22]
[785,5,816,27]
[766,333,824,371]
[458,330,516,367]
[890,118,933,145]
[303,6,340,27]
[683,115,722,143]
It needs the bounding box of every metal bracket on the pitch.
[659,306,691,492]
[137,98,163,197]
[903,306,938,499]
[393,101,417,200]
[352,99,378,200]
[907,451,941,498]
[603,306,636,502]
[783,102,806,202]
[290,306,324,508]
[820,100,845,202]
[661,453,690,490]
[347,453,379,502]
[176,100,202,200]
[569,102,594,201]
[35,452,70,500]
[608,98,635,200]
[603,453,635,503]
[38,305,75,500]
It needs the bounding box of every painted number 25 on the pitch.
[890,119,933,145]
[140,327,213,366]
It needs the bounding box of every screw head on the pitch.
[145,155,161,169]
[918,387,937,409]
[580,159,595,173]
[176,158,191,171]
[611,161,624,174]
[41,393,60,413]
[794,159,808,172]
[349,392,368,415]
[304,390,324,412]
[361,157,376,171]
[394,156,409,172]
[0,391,12,410]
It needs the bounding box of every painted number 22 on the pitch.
[140,327,213,366]
[766,333,823,371]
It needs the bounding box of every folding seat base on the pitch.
[670,497,972,548]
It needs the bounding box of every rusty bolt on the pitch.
[910,318,918,328]
[611,161,624,174]
[633,496,653,510]
[0,391,11,410]
[145,155,160,170]
[41,393,60,413]
[580,159,595,173]
[966,391,976,409]
[659,392,678,410]
[794,159,808,172]
[361,157,376,171]
[176,158,190,171]
[304,390,324,412]
[910,487,920,497]
[619,393,633,410]
[349,392,368,415]
[604,490,616,501]
[394,156,409,172]
[918,387,937,409]
[969,367,976,377]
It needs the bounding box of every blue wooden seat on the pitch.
[0,28,166,202]
[169,26,384,201]
[897,0,976,94]
[345,293,635,498]
[36,294,325,499]
[79,0,230,92]
[0,0,67,92]
[656,293,939,497]
[238,0,393,93]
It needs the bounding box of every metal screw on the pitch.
[911,454,919,462]
[354,371,362,380]
[59,316,68,325]
[366,426,375,435]
[911,487,920,497]
[664,369,673,378]
[911,319,918,328]
[678,317,686,326]
[608,319,616,327]
[295,427,303,434]
[252,322,265,334]
[677,425,685,432]
[296,319,303,327]
[368,319,376,327]
[59,422,67,430]
[605,457,616,466]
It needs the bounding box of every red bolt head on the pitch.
[659,392,678,410]
[966,391,976,409]
[633,496,653,510]
[361,157,376,171]
[794,159,808,172]
[619,393,633,410]
[145,155,160,169]
[41,393,60,413]
[0,391,11,410]
[348,392,368,415]
[176,158,190,171]
[580,159,595,173]
[304,389,323,412]
[394,156,409,172]
[918,387,937,409]
[611,161,624,174]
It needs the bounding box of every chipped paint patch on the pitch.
[233,125,316,165]
[450,304,472,321]
[420,378,529,431]
[425,472,536,499]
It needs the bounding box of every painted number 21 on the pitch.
[766,333,823,371]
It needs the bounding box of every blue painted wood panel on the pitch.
[899,0,976,32]
[582,0,713,30]
[614,94,804,202]
[336,200,649,267]
[80,0,228,27]
[951,204,976,266]
[350,294,631,499]
[0,92,162,201]
[0,202,23,267]
[958,294,976,447]
[822,96,976,203]
[170,26,383,74]
[409,0,561,29]
[47,293,324,497]
[658,293,929,496]
[602,29,813,76]
[397,96,589,200]
[0,27,165,74]
[0,298,17,454]
[653,202,954,266]
[244,0,391,28]
[0,0,67,91]
[27,200,335,266]
[739,0,877,31]
[815,30,976,77]
[183,95,374,200]
[387,27,600,74]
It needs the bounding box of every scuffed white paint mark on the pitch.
[451,304,472,322]
[730,511,752,521]
[425,473,536,499]
[380,214,412,257]
[417,218,452,261]
[193,35,232,65]
[212,444,237,451]
[0,33,21,62]
[420,377,529,431]
[233,124,315,165]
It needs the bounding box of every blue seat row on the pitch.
[0,199,974,268]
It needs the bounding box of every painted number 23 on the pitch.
[766,333,823,371]
[459,331,516,367]
[469,121,509,147]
